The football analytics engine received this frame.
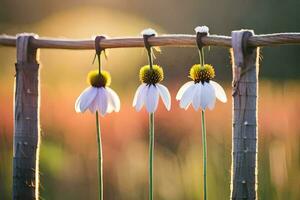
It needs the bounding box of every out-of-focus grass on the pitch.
[1,81,299,200]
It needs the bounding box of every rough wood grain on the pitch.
[13,34,40,200]
[0,33,299,50]
[230,30,259,200]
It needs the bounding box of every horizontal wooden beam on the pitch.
[0,33,300,50]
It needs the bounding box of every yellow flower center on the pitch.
[139,65,164,85]
[189,64,215,83]
[87,70,111,87]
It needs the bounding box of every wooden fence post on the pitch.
[13,34,40,200]
[230,30,259,200]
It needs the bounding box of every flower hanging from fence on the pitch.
[176,26,227,200]
[176,26,227,110]
[74,36,120,200]
[132,28,171,200]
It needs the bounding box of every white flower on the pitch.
[176,80,227,111]
[176,64,226,111]
[75,86,120,115]
[133,65,170,113]
[133,83,171,113]
[194,26,209,34]
[141,28,157,36]
[75,70,120,116]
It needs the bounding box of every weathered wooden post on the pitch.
[230,30,259,199]
[13,34,40,200]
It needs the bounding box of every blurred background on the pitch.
[0,0,300,199]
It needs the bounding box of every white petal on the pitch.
[156,84,171,111]
[98,88,108,116]
[207,84,216,110]
[134,84,147,112]
[192,84,202,111]
[145,85,159,113]
[105,90,115,114]
[200,83,216,110]
[133,84,146,106]
[106,87,121,112]
[207,97,216,110]
[176,81,194,100]
[106,101,114,113]
[75,87,97,113]
[210,80,227,103]
[179,84,197,110]
[89,92,99,113]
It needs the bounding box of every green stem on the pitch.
[201,110,207,200]
[97,54,102,74]
[198,48,205,66]
[147,48,153,69]
[96,111,103,200]
[198,39,207,200]
[149,112,154,200]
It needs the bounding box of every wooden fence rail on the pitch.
[0,31,299,200]
[1,33,300,49]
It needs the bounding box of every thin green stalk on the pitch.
[149,112,154,200]
[147,48,153,69]
[96,111,103,200]
[201,110,207,200]
[198,39,207,200]
[97,54,102,73]
[198,48,205,66]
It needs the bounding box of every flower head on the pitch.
[189,64,215,83]
[75,70,120,115]
[139,65,164,85]
[176,64,227,111]
[133,65,171,113]
[87,70,111,87]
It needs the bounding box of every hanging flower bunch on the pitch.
[74,27,227,200]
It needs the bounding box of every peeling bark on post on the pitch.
[13,34,40,200]
[230,30,259,200]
